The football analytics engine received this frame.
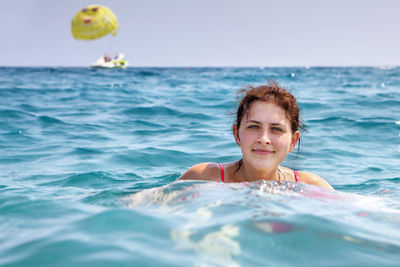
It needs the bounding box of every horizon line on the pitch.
[0,64,399,68]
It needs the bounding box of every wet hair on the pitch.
[235,80,305,135]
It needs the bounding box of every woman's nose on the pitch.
[257,130,271,144]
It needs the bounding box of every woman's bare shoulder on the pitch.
[178,162,221,182]
[297,171,334,191]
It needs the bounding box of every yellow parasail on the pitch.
[71,5,118,40]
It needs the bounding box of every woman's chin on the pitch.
[250,161,277,171]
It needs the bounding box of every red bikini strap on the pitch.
[218,163,224,182]
[293,170,299,182]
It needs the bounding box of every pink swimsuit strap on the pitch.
[218,164,299,183]
[217,163,224,182]
[293,170,300,182]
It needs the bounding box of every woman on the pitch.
[178,81,334,190]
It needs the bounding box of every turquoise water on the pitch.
[1,67,399,266]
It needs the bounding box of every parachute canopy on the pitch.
[71,5,118,40]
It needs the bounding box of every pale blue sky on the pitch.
[2,0,400,67]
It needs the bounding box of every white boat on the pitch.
[91,52,129,68]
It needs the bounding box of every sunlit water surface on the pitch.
[1,67,399,266]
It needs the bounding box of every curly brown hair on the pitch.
[235,80,305,134]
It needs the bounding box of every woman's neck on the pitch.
[234,161,281,182]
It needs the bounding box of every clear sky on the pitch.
[2,0,400,67]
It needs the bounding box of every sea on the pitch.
[0,66,399,266]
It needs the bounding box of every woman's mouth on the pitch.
[253,149,274,155]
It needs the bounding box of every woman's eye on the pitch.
[272,127,283,132]
[248,125,259,129]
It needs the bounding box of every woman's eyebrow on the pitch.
[244,120,261,124]
[244,120,285,126]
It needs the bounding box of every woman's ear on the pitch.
[289,131,300,152]
[233,124,240,146]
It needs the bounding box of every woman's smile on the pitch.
[252,148,274,155]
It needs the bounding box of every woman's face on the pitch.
[233,101,300,171]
